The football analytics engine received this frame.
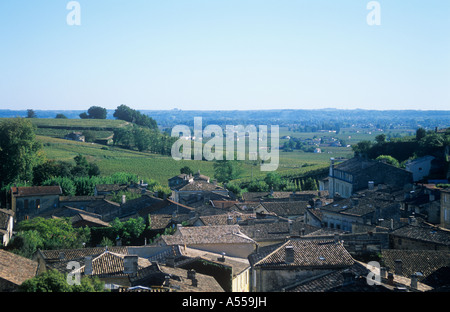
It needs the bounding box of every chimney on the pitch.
[300,228,305,236]
[59,252,65,260]
[227,215,233,225]
[164,275,171,287]
[410,273,418,290]
[368,181,374,190]
[288,220,293,234]
[380,267,387,279]
[84,256,93,276]
[123,255,138,275]
[394,259,403,276]
[387,272,395,286]
[191,277,198,287]
[121,194,126,205]
[329,158,335,177]
[218,252,226,262]
[285,245,294,264]
[187,269,196,280]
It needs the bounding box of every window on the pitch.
[36,199,40,209]
[24,199,29,209]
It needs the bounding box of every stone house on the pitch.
[389,224,450,250]
[319,188,403,233]
[0,209,14,246]
[248,238,355,292]
[10,186,62,221]
[441,188,450,229]
[327,157,413,199]
[405,155,435,182]
[64,132,85,142]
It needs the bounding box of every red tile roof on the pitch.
[11,186,62,197]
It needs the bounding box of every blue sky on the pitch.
[1,0,449,111]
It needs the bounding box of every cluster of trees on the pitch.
[0,118,44,186]
[113,104,158,130]
[282,137,317,153]
[79,106,107,119]
[19,269,106,292]
[113,124,176,154]
[352,128,450,165]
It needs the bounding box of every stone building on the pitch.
[327,157,413,199]
[10,186,62,221]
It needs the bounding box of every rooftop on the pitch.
[252,238,354,269]
[11,185,62,197]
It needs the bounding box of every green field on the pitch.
[29,118,397,186]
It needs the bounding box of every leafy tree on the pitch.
[71,154,100,178]
[55,113,68,119]
[247,180,269,192]
[376,155,400,167]
[225,181,244,198]
[213,160,243,183]
[0,118,44,185]
[88,106,107,119]
[264,172,283,190]
[19,269,106,292]
[180,166,194,175]
[416,127,427,141]
[7,230,44,259]
[110,217,146,245]
[8,217,90,257]
[132,126,152,152]
[302,177,318,191]
[26,109,37,118]
[351,140,373,157]
[375,134,386,144]
[42,176,76,196]
[79,112,89,119]
[113,104,157,129]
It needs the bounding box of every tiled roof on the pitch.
[240,221,319,241]
[79,251,152,278]
[381,249,450,281]
[285,262,377,292]
[179,246,251,277]
[198,212,255,226]
[11,186,62,197]
[253,238,354,268]
[39,246,129,261]
[71,213,111,227]
[321,189,400,217]
[177,180,225,192]
[390,224,450,246]
[260,201,309,216]
[334,157,379,173]
[158,266,225,292]
[0,250,38,286]
[159,225,256,245]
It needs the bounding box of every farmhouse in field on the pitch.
[64,131,85,142]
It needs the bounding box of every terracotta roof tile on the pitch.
[0,250,38,287]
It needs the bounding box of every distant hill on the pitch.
[1,108,450,130]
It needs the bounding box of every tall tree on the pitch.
[0,118,44,185]
[213,160,243,183]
